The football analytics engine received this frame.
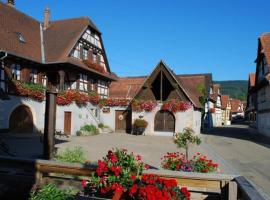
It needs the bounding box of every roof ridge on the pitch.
[50,16,89,23]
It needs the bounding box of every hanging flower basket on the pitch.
[162,100,192,113]
[10,80,45,102]
[131,99,157,112]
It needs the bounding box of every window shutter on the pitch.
[88,49,93,63]
[5,66,12,79]
[22,68,29,82]
[37,72,42,84]
[97,54,101,66]
[79,45,83,60]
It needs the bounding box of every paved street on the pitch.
[203,124,270,198]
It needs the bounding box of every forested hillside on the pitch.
[214,80,248,101]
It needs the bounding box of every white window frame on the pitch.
[79,73,88,91]
[11,64,21,81]
[42,74,47,87]
[29,68,37,84]
[97,80,108,99]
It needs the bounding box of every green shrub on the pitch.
[79,124,99,136]
[76,130,82,136]
[56,146,86,164]
[98,123,104,128]
[29,184,76,200]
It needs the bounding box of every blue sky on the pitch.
[14,0,270,80]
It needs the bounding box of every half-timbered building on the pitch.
[251,33,270,136]
[106,61,212,135]
[0,1,115,134]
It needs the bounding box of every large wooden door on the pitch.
[115,110,131,133]
[9,105,33,133]
[64,112,71,135]
[154,110,175,132]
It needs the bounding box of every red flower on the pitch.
[129,184,138,196]
[111,166,122,176]
[136,154,142,161]
[130,175,137,181]
[81,180,87,188]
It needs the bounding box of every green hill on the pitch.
[214,80,248,101]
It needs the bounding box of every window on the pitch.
[72,43,82,59]
[93,53,97,63]
[82,29,91,42]
[11,64,21,80]
[16,32,26,43]
[42,74,47,87]
[79,73,88,91]
[29,68,37,83]
[0,64,5,91]
[89,78,94,91]
[97,80,108,99]
[82,48,88,60]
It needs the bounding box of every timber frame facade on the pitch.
[0,1,115,134]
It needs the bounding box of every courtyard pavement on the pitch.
[0,132,234,174]
[203,124,270,199]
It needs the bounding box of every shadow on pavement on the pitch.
[202,123,270,149]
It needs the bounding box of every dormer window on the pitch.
[16,32,26,43]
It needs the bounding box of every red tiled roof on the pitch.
[230,99,242,113]
[176,74,210,108]
[0,2,114,79]
[221,95,230,109]
[43,17,100,63]
[109,73,212,108]
[0,3,41,62]
[109,76,146,99]
[249,73,256,87]
[260,33,270,70]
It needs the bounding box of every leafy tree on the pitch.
[174,128,201,160]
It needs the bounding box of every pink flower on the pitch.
[81,180,88,188]
[136,155,142,161]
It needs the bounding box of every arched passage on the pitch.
[154,110,175,132]
[9,105,33,133]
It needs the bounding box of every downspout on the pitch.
[40,24,46,63]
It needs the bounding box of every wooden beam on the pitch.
[43,91,57,160]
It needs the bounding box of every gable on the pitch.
[134,61,193,104]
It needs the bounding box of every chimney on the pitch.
[7,0,15,7]
[43,7,50,30]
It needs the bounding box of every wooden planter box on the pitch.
[0,156,266,200]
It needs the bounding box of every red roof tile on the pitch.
[0,3,41,62]
[221,95,230,109]
[260,33,270,70]
[110,73,212,108]
[230,99,242,113]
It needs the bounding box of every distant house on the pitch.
[106,61,212,135]
[230,99,244,118]
[246,73,257,126]
[251,33,270,136]
[0,1,115,134]
[221,95,231,125]
[206,84,222,127]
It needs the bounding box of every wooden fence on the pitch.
[0,156,266,200]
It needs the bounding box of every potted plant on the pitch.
[133,118,148,135]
